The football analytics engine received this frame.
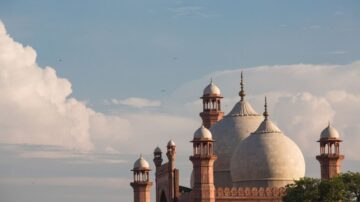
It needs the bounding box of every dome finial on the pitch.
[210,77,213,84]
[239,71,246,101]
[263,96,269,119]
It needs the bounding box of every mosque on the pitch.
[130,73,345,202]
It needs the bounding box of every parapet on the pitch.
[215,187,285,201]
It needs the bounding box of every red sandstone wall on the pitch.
[215,187,285,202]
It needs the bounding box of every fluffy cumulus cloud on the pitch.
[0,21,197,155]
[0,21,132,152]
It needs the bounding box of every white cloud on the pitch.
[111,97,161,108]
[0,21,131,152]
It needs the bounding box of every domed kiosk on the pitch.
[316,122,344,179]
[210,73,263,187]
[230,98,305,187]
[203,80,221,96]
[320,122,340,139]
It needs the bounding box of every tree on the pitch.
[318,177,345,201]
[283,172,360,202]
[283,177,320,202]
[341,172,360,201]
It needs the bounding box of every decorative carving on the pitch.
[272,187,279,197]
[265,187,272,197]
[224,187,230,197]
[238,187,244,196]
[215,186,286,200]
[251,187,258,196]
[258,187,265,196]
[217,187,223,197]
[244,187,251,196]
[231,187,237,196]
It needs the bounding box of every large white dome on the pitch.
[210,100,263,187]
[230,118,305,187]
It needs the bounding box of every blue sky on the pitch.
[0,1,360,202]
[1,0,359,106]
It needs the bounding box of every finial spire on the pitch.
[210,77,213,84]
[239,71,246,101]
[263,96,269,120]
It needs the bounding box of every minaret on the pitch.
[130,155,153,202]
[166,140,179,202]
[190,126,217,202]
[153,147,163,202]
[316,122,345,179]
[200,79,224,129]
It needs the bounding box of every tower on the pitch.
[166,140,180,202]
[153,147,163,202]
[316,122,345,179]
[190,126,217,202]
[130,155,153,202]
[200,79,224,129]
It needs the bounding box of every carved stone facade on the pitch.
[215,187,285,202]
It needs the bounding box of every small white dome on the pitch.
[133,155,150,170]
[194,125,212,140]
[154,146,162,153]
[203,81,221,95]
[167,140,176,147]
[321,123,340,139]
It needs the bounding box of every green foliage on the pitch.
[283,172,360,202]
[341,172,360,201]
[283,177,320,202]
